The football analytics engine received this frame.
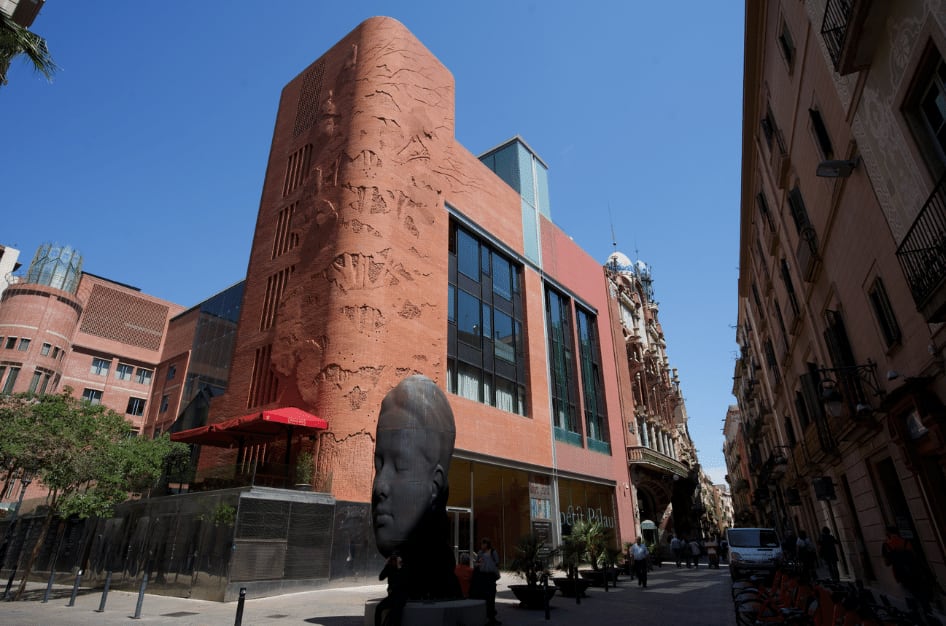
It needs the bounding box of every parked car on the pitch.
[726,527,782,580]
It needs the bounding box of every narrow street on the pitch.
[2,563,737,625]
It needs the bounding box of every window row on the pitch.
[0,364,61,396]
[81,387,147,416]
[447,221,527,417]
[446,218,611,454]
[0,336,71,363]
[88,357,153,385]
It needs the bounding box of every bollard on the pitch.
[3,565,17,601]
[603,568,608,593]
[67,569,83,607]
[132,569,149,619]
[42,565,56,603]
[95,571,112,612]
[234,586,247,626]
[543,575,550,621]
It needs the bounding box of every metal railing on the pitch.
[821,0,854,68]
[896,171,946,317]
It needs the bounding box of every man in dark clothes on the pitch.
[376,552,408,626]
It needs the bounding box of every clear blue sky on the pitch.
[3,1,745,484]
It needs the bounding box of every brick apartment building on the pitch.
[728,0,946,606]
[0,243,183,502]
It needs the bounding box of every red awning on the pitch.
[170,407,327,447]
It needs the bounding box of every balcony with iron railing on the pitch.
[626,445,688,478]
[896,171,946,322]
[820,0,887,75]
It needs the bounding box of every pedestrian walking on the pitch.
[796,530,817,581]
[670,534,683,568]
[688,538,701,569]
[705,535,719,569]
[631,537,650,588]
[817,527,841,582]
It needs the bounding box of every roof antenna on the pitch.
[608,203,618,252]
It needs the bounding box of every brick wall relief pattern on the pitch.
[270,22,479,500]
[79,285,168,351]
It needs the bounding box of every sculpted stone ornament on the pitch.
[372,375,461,600]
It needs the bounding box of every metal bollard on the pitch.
[234,587,247,626]
[543,575,550,621]
[67,569,83,607]
[42,565,56,603]
[132,569,149,619]
[3,565,17,601]
[95,571,112,612]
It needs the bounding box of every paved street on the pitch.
[0,563,736,625]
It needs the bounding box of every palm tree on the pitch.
[0,11,56,86]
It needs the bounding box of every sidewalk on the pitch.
[0,565,735,625]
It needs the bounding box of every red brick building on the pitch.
[190,17,650,565]
[0,243,183,505]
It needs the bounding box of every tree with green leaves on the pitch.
[0,10,56,87]
[0,390,187,599]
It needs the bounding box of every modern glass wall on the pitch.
[24,243,82,293]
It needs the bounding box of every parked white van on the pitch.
[726,527,782,580]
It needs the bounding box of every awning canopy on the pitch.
[170,407,328,447]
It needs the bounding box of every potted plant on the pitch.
[509,533,557,609]
[295,450,314,490]
[553,531,591,598]
[571,519,620,586]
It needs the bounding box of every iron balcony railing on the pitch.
[896,171,946,319]
[821,0,854,68]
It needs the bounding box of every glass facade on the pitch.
[479,138,550,266]
[576,307,610,453]
[24,243,83,294]
[447,221,527,416]
[546,286,579,440]
[182,281,244,405]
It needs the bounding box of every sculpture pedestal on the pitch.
[365,598,486,626]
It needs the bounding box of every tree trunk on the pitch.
[13,498,57,600]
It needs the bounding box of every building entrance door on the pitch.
[447,506,474,563]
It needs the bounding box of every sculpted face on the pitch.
[371,375,454,558]
[372,423,437,556]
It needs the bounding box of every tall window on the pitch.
[809,108,835,159]
[546,287,579,437]
[136,368,153,385]
[576,307,609,451]
[17,338,30,352]
[1,366,19,394]
[905,46,946,175]
[90,357,110,376]
[115,363,134,381]
[126,397,147,416]
[868,277,902,348]
[446,220,526,415]
[82,388,103,405]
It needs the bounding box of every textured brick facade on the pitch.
[207,17,639,542]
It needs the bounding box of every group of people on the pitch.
[454,538,502,625]
[780,527,841,582]
[670,535,726,568]
[377,538,502,626]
